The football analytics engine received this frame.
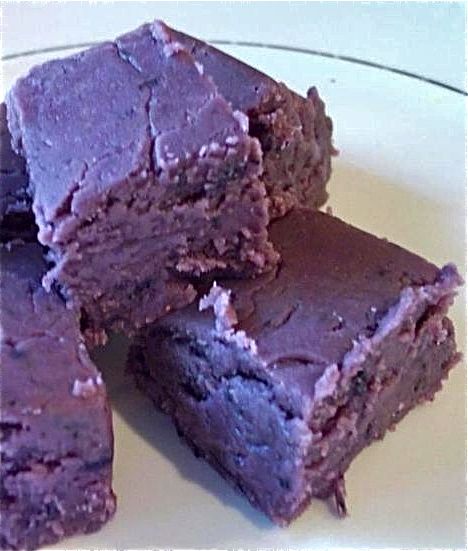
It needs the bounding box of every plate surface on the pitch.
[3,44,466,549]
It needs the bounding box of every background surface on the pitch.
[2,2,467,549]
[2,1,466,93]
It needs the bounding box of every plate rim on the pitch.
[3,39,467,96]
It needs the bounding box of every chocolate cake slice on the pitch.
[0,243,115,550]
[7,21,277,337]
[3,20,335,231]
[171,25,335,217]
[0,103,35,242]
[128,209,461,525]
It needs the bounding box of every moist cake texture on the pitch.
[129,209,461,524]
[7,21,276,336]
[0,243,115,550]
[171,26,335,217]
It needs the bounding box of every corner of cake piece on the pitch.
[165,23,336,217]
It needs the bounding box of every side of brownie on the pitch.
[0,103,35,242]
[170,25,335,217]
[128,209,461,525]
[0,243,115,550]
[7,21,277,336]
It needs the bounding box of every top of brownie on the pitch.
[6,21,259,224]
[162,209,450,372]
[0,103,30,222]
[167,27,281,114]
[1,242,110,464]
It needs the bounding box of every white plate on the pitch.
[3,44,466,549]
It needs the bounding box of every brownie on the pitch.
[128,209,461,525]
[6,20,277,337]
[171,25,335,217]
[0,243,115,550]
[0,103,35,242]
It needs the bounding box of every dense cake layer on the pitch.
[0,243,115,550]
[129,209,461,525]
[171,26,335,216]
[0,103,35,242]
[7,21,276,336]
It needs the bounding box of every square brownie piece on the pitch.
[0,243,115,550]
[0,103,35,242]
[128,209,461,525]
[7,21,277,336]
[171,25,335,217]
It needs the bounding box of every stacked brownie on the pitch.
[130,210,460,523]
[6,20,333,339]
[0,18,462,549]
